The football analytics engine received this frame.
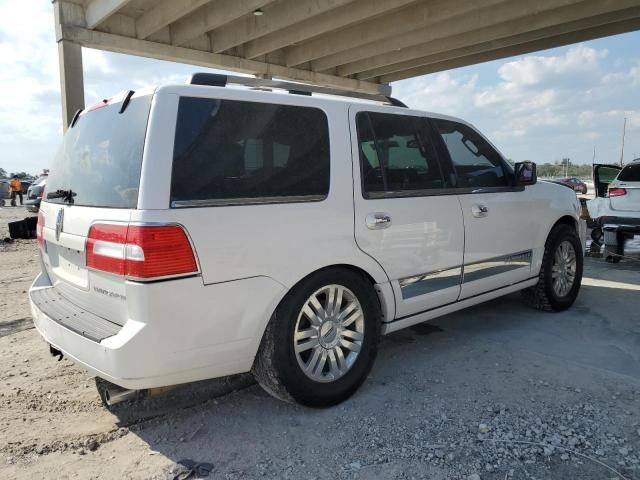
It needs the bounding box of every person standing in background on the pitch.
[9,176,22,206]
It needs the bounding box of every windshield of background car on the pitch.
[618,163,640,182]
[45,95,152,208]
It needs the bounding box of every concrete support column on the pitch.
[57,40,85,130]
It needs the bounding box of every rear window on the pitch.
[170,97,330,206]
[45,95,152,208]
[618,163,640,182]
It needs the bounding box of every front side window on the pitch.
[356,112,446,196]
[432,119,512,188]
[171,98,330,205]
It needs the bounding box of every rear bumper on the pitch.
[30,272,287,389]
[598,216,640,255]
[600,215,640,233]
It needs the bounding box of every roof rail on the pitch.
[187,73,407,107]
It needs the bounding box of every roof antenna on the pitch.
[119,90,135,114]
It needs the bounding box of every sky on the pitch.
[0,0,639,175]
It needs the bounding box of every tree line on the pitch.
[535,162,594,178]
[0,168,37,180]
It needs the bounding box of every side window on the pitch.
[356,112,446,195]
[432,119,512,188]
[171,98,330,204]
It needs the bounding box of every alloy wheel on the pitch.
[293,285,365,383]
[551,240,577,297]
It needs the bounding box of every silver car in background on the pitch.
[25,175,48,213]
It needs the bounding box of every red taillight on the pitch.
[36,211,45,249]
[86,224,128,275]
[608,187,627,197]
[86,224,198,280]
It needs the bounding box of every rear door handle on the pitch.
[366,212,392,230]
[471,204,489,218]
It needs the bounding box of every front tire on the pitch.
[522,224,583,311]
[253,268,381,407]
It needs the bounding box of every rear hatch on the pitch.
[608,162,640,213]
[38,92,152,325]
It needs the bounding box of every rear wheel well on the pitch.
[291,264,378,290]
[553,215,578,232]
[287,264,381,314]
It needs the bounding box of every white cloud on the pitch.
[400,72,478,115]
[498,45,606,86]
[395,42,640,163]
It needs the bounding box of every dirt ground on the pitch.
[0,206,639,480]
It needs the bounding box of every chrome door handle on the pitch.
[471,204,489,218]
[366,212,392,230]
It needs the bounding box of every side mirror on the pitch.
[514,161,537,187]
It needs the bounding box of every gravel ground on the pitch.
[0,206,638,480]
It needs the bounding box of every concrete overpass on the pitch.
[55,0,640,126]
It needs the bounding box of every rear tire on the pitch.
[252,268,381,407]
[522,224,583,311]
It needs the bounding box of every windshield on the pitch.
[618,163,640,182]
[45,95,152,208]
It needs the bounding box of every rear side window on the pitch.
[618,163,640,182]
[432,119,512,188]
[46,95,152,208]
[170,98,330,206]
[356,112,446,196]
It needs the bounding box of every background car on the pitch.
[588,161,640,262]
[552,177,588,194]
[0,180,10,202]
[24,176,47,213]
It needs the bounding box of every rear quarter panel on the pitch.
[136,87,390,292]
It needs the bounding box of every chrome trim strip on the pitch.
[171,195,326,208]
[399,266,462,299]
[398,250,533,299]
[389,275,539,324]
[462,250,532,284]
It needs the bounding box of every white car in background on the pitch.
[589,160,640,262]
[30,74,584,408]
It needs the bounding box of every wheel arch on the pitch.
[552,215,579,231]
[250,263,395,366]
[282,263,395,324]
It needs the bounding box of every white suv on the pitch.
[30,74,584,407]
[589,161,640,261]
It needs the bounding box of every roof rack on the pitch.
[187,73,407,108]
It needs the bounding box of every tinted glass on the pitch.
[618,163,640,182]
[432,119,511,188]
[45,96,152,208]
[171,98,330,204]
[356,112,445,194]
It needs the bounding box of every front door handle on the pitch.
[471,204,489,218]
[366,212,392,230]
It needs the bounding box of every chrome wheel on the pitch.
[294,285,365,383]
[552,240,577,297]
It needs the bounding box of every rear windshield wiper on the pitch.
[47,189,77,204]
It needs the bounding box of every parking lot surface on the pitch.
[0,207,638,479]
